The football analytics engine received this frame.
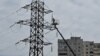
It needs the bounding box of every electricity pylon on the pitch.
[13,0,57,56]
[11,0,76,56]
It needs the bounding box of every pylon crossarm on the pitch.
[22,3,53,14]
[15,37,52,46]
[16,19,31,26]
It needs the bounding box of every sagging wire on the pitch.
[44,37,53,52]
[0,8,22,21]
[0,7,30,37]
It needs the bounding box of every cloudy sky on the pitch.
[0,0,100,56]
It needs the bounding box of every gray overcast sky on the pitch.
[0,0,100,56]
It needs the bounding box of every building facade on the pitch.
[58,37,84,56]
[94,43,100,56]
[58,37,100,56]
[83,41,94,56]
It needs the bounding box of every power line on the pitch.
[0,8,22,21]
[0,9,30,37]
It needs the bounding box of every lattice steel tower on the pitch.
[14,0,54,56]
[13,0,56,56]
[29,0,44,56]
[12,0,76,56]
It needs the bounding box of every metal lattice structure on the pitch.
[14,0,54,56]
[29,0,44,56]
[12,0,76,56]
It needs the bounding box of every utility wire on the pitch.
[0,8,30,37]
[0,8,22,21]
[44,37,51,43]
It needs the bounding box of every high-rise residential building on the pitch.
[58,37,84,56]
[58,37,100,56]
[94,43,100,56]
[83,41,94,56]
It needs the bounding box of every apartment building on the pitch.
[58,37,84,56]
[83,41,94,56]
[94,43,100,56]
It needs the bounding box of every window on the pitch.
[90,43,93,46]
[86,45,88,47]
[90,51,93,54]
[59,53,67,55]
[78,46,80,48]
[86,52,88,54]
[90,55,93,56]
